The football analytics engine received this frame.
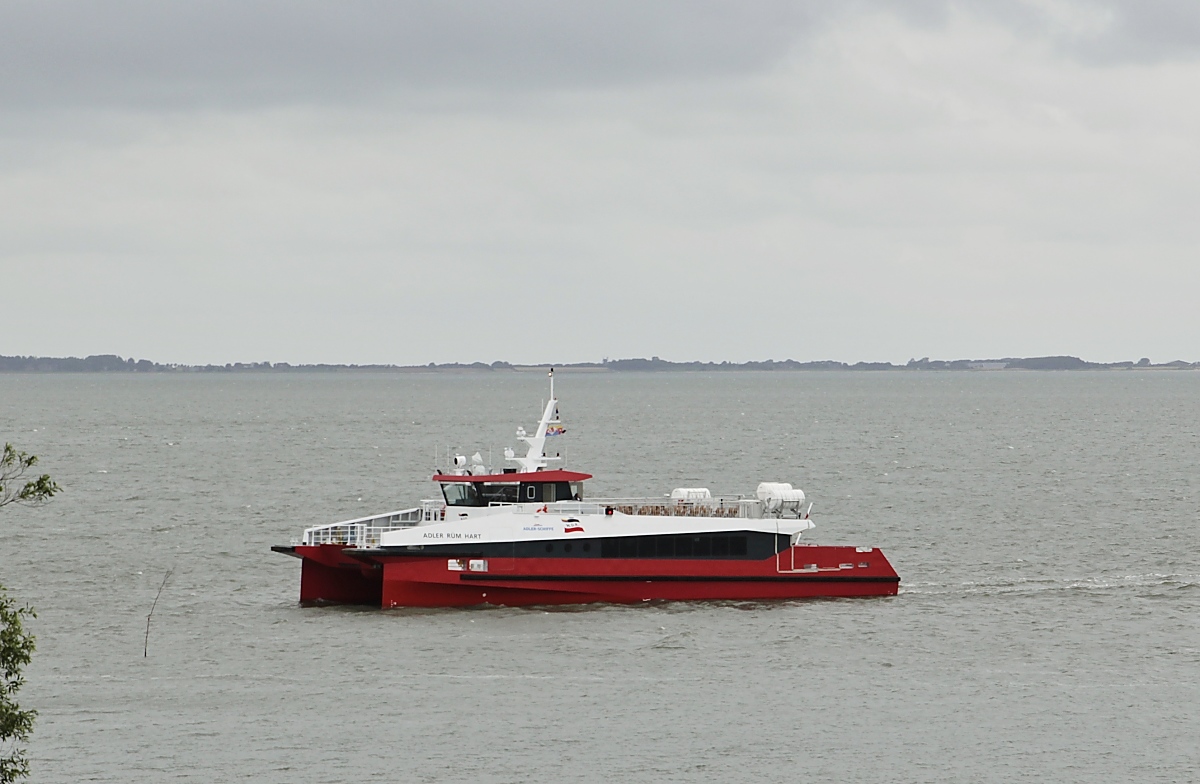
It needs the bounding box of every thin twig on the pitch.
[144,568,174,657]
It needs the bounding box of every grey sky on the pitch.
[2,0,1199,364]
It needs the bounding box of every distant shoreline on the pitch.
[2,354,1198,373]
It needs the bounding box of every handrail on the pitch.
[590,497,762,519]
[509,497,762,519]
[299,501,445,547]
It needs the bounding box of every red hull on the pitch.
[275,544,383,605]
[281,544,898,608]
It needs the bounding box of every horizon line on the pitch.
[2,353,1198,373]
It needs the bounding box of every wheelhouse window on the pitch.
[479,483,519,505]
[518,481,575,503]
[441,482,480,507]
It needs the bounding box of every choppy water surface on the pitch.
[2,371,1198,783]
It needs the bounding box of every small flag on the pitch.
[545,425,566,436]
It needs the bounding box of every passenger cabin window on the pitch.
[598,534,749,558]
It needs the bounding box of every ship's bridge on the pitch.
[432,469,593,507]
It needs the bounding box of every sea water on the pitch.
[2,371,1198,783]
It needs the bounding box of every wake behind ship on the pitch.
[273,372,899,607]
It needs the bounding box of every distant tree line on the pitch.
[1,353,1196,373]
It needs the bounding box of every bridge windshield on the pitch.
[441,483,480,507]
[441,482,521,506]
[479,483,519,505]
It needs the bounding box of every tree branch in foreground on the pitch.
[0,445,60,509]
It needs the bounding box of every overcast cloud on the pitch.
[2,0,1199,364]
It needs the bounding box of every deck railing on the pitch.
[590,497,761,519]
[508,497,762,519]
[297,500,444,547]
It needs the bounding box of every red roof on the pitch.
[433,469,593,483]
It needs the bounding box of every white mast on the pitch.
[506,368,562,473]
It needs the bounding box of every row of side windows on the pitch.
[599,534,748,559]
[458,533,784,559]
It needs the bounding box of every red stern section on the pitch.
[295,545,382,606]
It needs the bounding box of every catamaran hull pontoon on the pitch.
[276,541,900,607]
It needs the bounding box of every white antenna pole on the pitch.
[508,369,563,473]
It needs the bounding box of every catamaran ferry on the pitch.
[273,372,899,607]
